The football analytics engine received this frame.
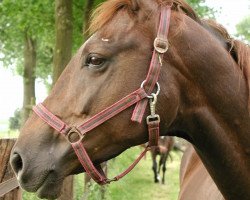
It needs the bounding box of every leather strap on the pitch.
[131,5,172,123]
[34,88,147,136]
[78,88,147,134]
[0,177,19,197]
[34,88,149,184]
[72,142,108,184]
[33,103,70,135]
[32,5,172,185]
[148,121,160,147]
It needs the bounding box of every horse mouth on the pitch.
[36,174,64,199]
[19,171,64,199]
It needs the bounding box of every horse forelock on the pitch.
[88,0,199,35]
[89,0,135,35]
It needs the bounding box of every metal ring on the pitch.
[140,81,161,98]
[154,37,169,54]
[66,127,84,144]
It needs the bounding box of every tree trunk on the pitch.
[58,176,74,200]
[53,0,73,83]
[83,0,95,38]
[22,32,36,125]
[53,1,74,199]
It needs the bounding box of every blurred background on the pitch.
[0,0,249,199]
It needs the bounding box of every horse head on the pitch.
[10,0,180,198]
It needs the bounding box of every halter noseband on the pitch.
[33,5,172,185]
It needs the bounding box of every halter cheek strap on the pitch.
[131,4,171,123]
[33,5,171,185]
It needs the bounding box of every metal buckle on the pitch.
[140,81,161,99]
[147,114,160,124]
[154,37,169,54]
[66,127,84,144]
[106,177,118,184]
[146,93,161,124]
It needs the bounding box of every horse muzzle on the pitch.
[10,140,68,199]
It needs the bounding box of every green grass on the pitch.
[73,147,181,200]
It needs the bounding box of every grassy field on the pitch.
[105,148,181,200]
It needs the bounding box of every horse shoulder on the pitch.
[178,145,224,200]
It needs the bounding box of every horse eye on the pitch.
[85,54,105,68]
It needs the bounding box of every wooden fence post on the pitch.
[0,139,21,200]
[58,176,74,200]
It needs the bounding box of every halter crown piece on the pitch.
[33,5,172,185]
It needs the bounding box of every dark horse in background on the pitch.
[10,0,250,199]
[151,136,174,184]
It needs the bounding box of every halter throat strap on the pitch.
[33,5,171,185]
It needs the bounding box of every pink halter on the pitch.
[33,4,172,185]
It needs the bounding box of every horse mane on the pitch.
[202,19,250,72]
[89,0,250,103]
[89,0,199,34]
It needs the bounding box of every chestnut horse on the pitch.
[178,144,224,200]
[10,0,250,199]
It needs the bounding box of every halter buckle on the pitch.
[106,177,118,184]
[146,93,161,124]
[147,115,160,124]
[154,37,169,54]
[66,127,84,144]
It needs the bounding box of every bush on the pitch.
[9,108,21,130]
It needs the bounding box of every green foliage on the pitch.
[0,0,54,82]
[0,0,95,83]
[22,192,41,200]
[72,0,103,50]
[9,108,21,130]
[187,0,216,18]
[236,15,250,42]
[73,0,86,52]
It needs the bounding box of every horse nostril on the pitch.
[10,152,23,175]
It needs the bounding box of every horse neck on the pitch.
[164,15,250,199]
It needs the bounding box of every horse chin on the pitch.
[36,175,64,199]
[19,170,65,199]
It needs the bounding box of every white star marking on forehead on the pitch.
[102,38,110,42]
